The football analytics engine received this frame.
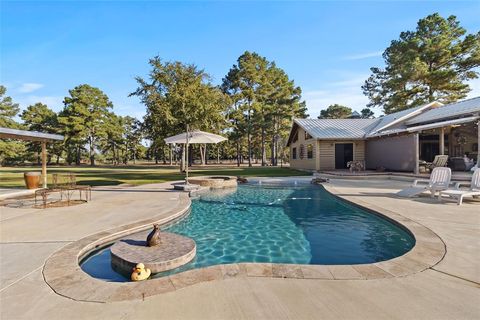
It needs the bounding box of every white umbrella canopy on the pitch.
[164,130,227,144]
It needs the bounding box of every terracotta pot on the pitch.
[24,172,41,189]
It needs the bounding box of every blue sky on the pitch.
[2,1,479,119]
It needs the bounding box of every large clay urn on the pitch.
[24,172,41,189]
[146,224,161,247]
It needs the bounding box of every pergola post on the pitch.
[41,141,47,188]
[414,132,419,175]
[439,127,445,155]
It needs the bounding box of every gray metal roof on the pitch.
[294,118,377,140]
[287,97,480,143]
[0,127,64,142]
[367,103,433,136]
[405,97,480,125]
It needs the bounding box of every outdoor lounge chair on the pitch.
[419,155,448,172]
[440,168,480,205]
[396,167,452,198]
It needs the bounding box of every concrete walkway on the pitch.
[1,179,479,319]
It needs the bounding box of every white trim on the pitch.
[406,116,479,133]
[369,101,443,136]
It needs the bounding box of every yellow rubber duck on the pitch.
[131,263,151,281]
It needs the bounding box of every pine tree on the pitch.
[363,13,480,114]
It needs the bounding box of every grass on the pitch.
[0,164,307,188]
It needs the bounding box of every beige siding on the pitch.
[289,125,367,171]
[318,140,366,170]
[355,141,365,161]
[289,127,317,170]
[319,141,335,170]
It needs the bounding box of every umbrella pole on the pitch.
[185,124,189,185]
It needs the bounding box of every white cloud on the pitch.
[17,83,44,93]
[342,51,383,61]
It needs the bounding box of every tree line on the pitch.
[0,85,144,166]
[0,51,308,167]
[1,13,478,166]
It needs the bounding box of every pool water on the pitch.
[81,183,415,281]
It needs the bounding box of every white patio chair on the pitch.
[396,167,452,198]
[440,168,480,205]
[419,155,448,172]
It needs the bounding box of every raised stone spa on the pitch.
[111,232,196,276]
[188,176,238,188]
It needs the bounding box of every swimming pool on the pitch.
[81,183,415,281]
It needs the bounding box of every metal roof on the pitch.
[367,102,441,136]
[406,116,479,132]
[294,118,377,140]
[0,127,64,142]
[405,97,480,125]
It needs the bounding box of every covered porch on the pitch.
[411,117,479,174]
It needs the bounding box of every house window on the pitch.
[305,131,313,140]
[292,147,297,159]
[299,144,305,159]
[307,144,313,159]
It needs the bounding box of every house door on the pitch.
[421,143,439,162]
[335,143,353,169]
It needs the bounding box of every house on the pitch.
[287,97,480,173]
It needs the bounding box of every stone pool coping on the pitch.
[42,181,446,303]
[187,175,238,188]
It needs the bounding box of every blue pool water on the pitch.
[81,183,415,281]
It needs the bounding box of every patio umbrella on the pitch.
[164,130,227,186]
[164,130,227,144]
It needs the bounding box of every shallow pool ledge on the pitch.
[42,181,446,303]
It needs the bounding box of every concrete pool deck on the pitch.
[1,178,479,319]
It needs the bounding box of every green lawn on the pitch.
[0,165,307,188]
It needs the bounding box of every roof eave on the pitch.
[370,101,443,136]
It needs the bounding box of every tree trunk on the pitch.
[76,145,81,166]
[125,142,129,165]
[261,127,267,166]
[188,144,193,167]
[205,144,208,165]
[89,137,95,166]
[236,142,241,167]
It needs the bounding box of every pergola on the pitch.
[0,127,64,188]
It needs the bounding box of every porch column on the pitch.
[439,127,445,155]
[477,121,480,166]
[414,133,419,175]
[41,141,47,188]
